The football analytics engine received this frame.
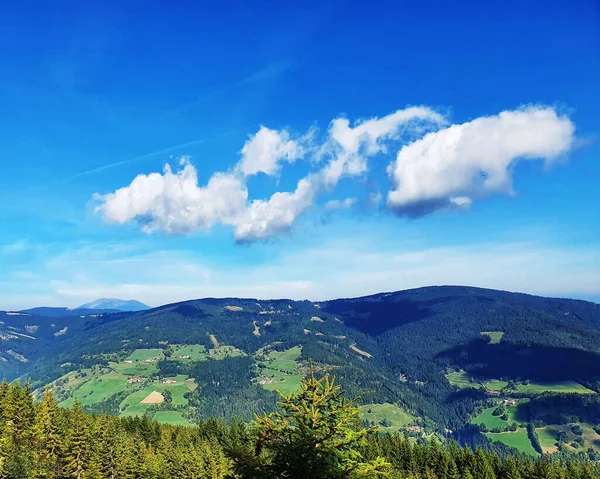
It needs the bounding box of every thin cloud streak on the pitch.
[61,125,257,182]
[1,236,598,310]
[160,60,293,120]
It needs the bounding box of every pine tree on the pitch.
[501,457,522,479]
[229,364,390,478]
[0,382,35,478]
[138,442,162,479]
[95,416,120,478]
[34,386,64,478]
[0,379,9,424]
[64,400,91,479]
[447,458,460,479]
[471,448,495,479]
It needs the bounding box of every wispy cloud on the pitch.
[1,235,598,310]
[160,60,293,120]
[62,126,256,182]
[324,197,356,210]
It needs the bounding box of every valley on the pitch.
[1,286,599,459]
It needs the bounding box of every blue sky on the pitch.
[1,0,599,309]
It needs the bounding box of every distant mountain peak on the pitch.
[77,298,150,312]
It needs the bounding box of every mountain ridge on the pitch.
[77,298,150,311]
[1,284,599,456]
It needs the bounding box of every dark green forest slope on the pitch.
[1,373,598,478]
[1,286,599,458]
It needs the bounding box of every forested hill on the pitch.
[1,286,599,457]
[2,374,599,479]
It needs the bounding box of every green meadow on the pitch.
[480,331,504,344]
[126,349,163,362]
[59,371,129,408]
[514,381,595,395]
[360,403,414,431]
[169,344,207,362]
[485,429,538,456]
[446,371,478,389]
[256,346,304,395]
[153,411,192,426]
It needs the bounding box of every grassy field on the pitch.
[120,385,158,416]
[46,370,91,403]
[473,407,510,429]
[126,349,163,362]
[256,346,304,395]
[209,345,244,360]
[153,411,192,426]
[360,403,413,432]
[537,426,561,454]
[59,372,130,408]
[472,401,529,428]
[157,375,196,407]
[169,344,207,362]
[269,346,301,373]
[484,380,508,391]
[515,381,595,395]
[120,375,195,416]
[260,367,303,395]
[446,371,478,389]
[447,371,594,397]
[538,424,600,453]
[447,372,507,392]
[581,424,600,452]
[480,331,504,344]
[111,361,158,376]
[485,429,538,456]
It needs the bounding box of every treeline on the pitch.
[1,376,600,479]
[528,393,600,425]
[0,380,232,478]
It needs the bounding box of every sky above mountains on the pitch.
[1,0,599,309]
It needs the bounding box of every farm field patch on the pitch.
[360,403,414,432]
[153,411,192,426]
[481,331,504,344]
[59,371,129,408]
[515,381,595,395]
[485,429,538,456]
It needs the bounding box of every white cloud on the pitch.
[368,191,383,207]
[387,106,575,216]
[320,106,445,187]
[238,126,307,176]
[95,158,247,234]
[232,107,444,241]
[233,176,318,241]
[324,197,356,210]
[94,105,576,242]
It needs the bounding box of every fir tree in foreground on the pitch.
[0,375,599,478]
[227,364,390,478]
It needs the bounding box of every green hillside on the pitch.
[0,286,598,455]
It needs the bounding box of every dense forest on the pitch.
[1,374,599,479]
[1,286,599,462]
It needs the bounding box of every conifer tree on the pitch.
[229,364,390,478]
[64,400,91,479]
[0,382,35,478]
[34,387,63,478]
[138,442,162,479]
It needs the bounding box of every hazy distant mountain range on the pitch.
[76,298,150,311]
